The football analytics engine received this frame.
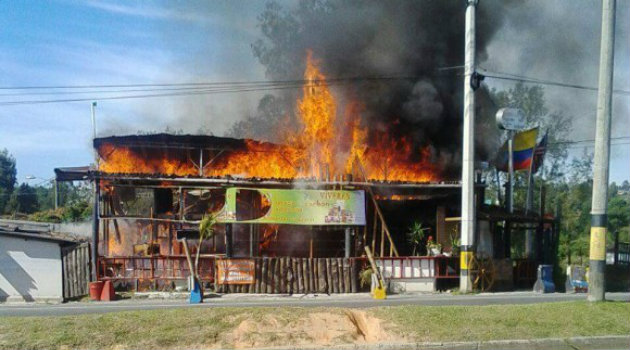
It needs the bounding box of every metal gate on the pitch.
[62,242,91,300]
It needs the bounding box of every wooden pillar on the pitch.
[249,224,254,257]
[309,229,314,258]
[91,179,100,282]
[344,227,351,258]
[225,223,233,258]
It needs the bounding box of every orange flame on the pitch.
[98,51,438,182]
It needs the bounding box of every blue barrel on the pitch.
[533,264,555,293]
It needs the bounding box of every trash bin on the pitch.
[89,281,104,301]
[533,265,555,293]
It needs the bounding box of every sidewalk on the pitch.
[254,335,630,350]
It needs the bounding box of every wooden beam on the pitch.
[355,157,399,257]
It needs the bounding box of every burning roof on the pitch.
[94,53,444,184]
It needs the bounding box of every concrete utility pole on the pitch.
[589,0,616,302]
[460,0,478,293]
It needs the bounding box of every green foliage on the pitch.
[199,213,218,241]
[491,82,571,182]
[0,149,17,212]
[358,267,372,288]
[6,183,39,214]
[194,212,219,276]
[406,221,427,256]
[28,208,65,223]
[450,232,461,256]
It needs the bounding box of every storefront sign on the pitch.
[219,188,366,225]
[215,259,255,284]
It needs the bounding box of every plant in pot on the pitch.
[449,233,461,257]
[407,221,430,256]
[182,212,217,303]
[426,236,442,256]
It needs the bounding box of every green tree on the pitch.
[485,83,572,211]
[6,183,39,214]
[608,195,630,243]
[491,82,572,182]
[0,149,17,213]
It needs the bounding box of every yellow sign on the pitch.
[460,251,473,270]
[216,259,255,284]
[589,227,606,261]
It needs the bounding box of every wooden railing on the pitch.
[98,255,460,292]
[98,255,216,282]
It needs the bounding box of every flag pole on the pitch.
[525,128,539,215]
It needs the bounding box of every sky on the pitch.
[0,0,628,186]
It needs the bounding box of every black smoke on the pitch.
[241,0,514,178]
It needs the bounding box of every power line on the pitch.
[0,75,425,106]
[551,136,630,145]
[0,75,420,91]
[480,69,630,96]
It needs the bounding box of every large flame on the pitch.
[98,51,438,182]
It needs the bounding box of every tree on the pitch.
[195,213,218,277]
[0,149,17,213]
[491,82,572,182]
[608,195,630,243]
[485,83,573,210]
[6,183,39,214]
[225,94,291,142]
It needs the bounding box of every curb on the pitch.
[241,335,630,350]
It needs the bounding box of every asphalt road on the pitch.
[1,292,628,317]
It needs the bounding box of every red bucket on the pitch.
[89,281,104,301]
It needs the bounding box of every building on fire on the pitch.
[54,54,557,294]
[54,132,558,294]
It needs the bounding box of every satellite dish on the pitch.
[496,108,526,130]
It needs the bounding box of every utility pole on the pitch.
[589,0,616,302]
[460,0,478,293]
[91,102,99,168]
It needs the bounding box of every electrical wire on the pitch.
[479,68,630,96]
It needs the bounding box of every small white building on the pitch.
[0,228,77,303]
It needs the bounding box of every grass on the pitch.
[0,301,628,349]
[372,301,630,342]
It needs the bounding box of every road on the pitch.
[1,292,628,317]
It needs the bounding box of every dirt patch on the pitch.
[227,309,399,348]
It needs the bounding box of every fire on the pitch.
[259,224,279,255]
[98,51,438,182]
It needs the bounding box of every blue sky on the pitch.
[0,1,628,186]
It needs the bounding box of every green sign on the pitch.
[218,188,366,225]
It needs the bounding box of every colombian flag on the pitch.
[495,128,539,172]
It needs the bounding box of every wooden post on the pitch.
[325,258,332,294]
[225,223,233,258]
[344,227,351,258]
[343,258,351,293]
[331,258,339,293]
[274,258,281,293]
[380,226,385,257]
[309,229,314,258]
[372,211,378,255]
[91,179,100,281]
[350,258,358,293]
[338,257,345,293]
[261,258,268,294]
[355,157,399,257]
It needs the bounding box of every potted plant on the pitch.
[449,233,461,257]
[426,236,442,256]
[407,221,430,256]
[182,212,217,303]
